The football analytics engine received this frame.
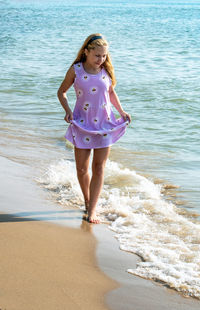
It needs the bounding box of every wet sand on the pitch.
[94,224,200,310]
[0,155,200,310]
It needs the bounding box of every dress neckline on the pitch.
[81,62,102,76]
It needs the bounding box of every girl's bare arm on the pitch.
[109,85,131,122]
[57,66,75,123]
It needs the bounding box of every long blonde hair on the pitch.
[72,33,116,86]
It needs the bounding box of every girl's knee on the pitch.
[76,166,88,177]
[93,162,105,176]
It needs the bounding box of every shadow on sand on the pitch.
[0,209,84,223]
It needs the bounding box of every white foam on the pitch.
[37,159,83,208]
[38,158,200,299]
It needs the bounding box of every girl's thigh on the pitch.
[92,147,110,166]
[74,147,91,171]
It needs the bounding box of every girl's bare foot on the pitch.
[88,211,100,224]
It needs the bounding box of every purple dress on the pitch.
[65,62,129,149]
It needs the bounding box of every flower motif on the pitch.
[79,118,85,124]
[93,117,99,124]
[81,74,90,82]
[102,133,109,139]
[76,63,81,70]
[83,136,91,144]
[83,101,90,112]
[89,86,98,95]
[77,89,83,98]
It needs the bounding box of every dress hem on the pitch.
[65,136,114,149]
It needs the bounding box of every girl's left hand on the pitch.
[120,111,131,123]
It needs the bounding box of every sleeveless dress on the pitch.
[65,62,129,149]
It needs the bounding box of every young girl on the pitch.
[57,33,131,224]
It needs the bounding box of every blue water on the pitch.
[1,0,199,211]
[1,0,200,297]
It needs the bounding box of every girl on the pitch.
[57,33,131,224]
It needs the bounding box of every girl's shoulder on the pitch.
[73,62,82,71]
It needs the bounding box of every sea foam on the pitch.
[38,159,200,299]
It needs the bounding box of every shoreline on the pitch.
[1,155,200,309]
[94,224,200,310]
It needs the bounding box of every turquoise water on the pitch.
[1,0,199,211]
[1,0,200,297]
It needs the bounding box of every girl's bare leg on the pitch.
[88,147,110,223]
[74,147,91,211]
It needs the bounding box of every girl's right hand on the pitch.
[64,110,73,123]
[120,111,131,123]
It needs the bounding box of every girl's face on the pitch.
[85,45,108,68]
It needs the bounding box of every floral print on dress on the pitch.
[65,62,129,149]
[102,133,109,139]
[83,101,90,112]
[93,117,99,124]
[79,118,85,125]
[81,74,90,82]
[77,89,83,98]
[83,136,91,144]
[89,86,98,95]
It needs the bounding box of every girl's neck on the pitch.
[83,62,102,75]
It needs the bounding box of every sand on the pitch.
[0,156,117,310]
[0,218,117,310]
[0,155,200,310]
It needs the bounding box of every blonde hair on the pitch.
[72,33,116,86]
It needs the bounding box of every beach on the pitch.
[0,156,117,310]
[1,156,200,310]
[0,220,116,310]
[1,0,200,307]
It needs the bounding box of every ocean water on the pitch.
[1,0,200,299]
